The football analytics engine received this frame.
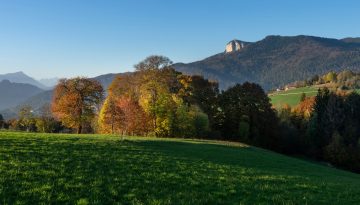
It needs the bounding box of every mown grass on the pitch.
[1,132,360,204]
[269,87,319,108]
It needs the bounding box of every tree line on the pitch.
[278,88,360,173]
[0,56,277,143]
[281,70,360,91]
[1,56,360,173]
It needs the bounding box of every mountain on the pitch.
[38,78,60,88]
[0,73,122,119]
[174,35,360,90]
[0,80,44,112]
[225,40,252,53]
[0,71,49,90]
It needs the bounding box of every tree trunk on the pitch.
[78,125,82,134]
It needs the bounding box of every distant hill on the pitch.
[0,80,44,112]
[174,35,360,90]
[0,71,49,90]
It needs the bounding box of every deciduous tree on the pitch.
[52,77,104,134]
[98,96,123,134]
[18,106,36,132]
[220,82,278,148]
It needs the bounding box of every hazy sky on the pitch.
[0,0,359,79]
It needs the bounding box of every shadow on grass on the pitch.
[0,134,360,204]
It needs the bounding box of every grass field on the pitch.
[1,132,360,204]
[269,87,319,108]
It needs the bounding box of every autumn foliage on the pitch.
[98,56,213,137]
[52,77,104,134]
[293,96,316,118]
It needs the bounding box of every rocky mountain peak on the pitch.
[225,40,249,53]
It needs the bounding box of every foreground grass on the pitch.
[269,87,318,108]
[1,132,360,204]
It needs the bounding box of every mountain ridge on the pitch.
[0,71,49,90]
[174,35,360,90]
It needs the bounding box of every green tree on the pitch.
[220,82,278,148]
[36,104,62,133]
[135,55,180,136]
[324,132,349,167]
[191,106,210,138]
[186,75,220,131]
[238,115,250,140]
[18,106,36,132]
[173,97,195,138]
[306,88,330,157]
[300,92,306,102]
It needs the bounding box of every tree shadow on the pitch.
[0,135,360,204]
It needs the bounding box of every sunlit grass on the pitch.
[1,132,360,204]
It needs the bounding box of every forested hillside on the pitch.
[174,35,360,90]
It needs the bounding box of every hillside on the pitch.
[1,132,360,204]
[0,80,44,111]
[174,35,360,90]
[269,87,319,108]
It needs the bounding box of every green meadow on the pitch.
[269,86,360,109]
[1,132,360,204]
[269,87,319,108]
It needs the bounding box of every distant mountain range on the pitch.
[0,71,50,90]
[0,80,44,111]
[174,35,360,90]
[0,72,121,119]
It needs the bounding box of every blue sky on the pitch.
[0,0,359,79]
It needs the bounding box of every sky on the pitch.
[0,0,359,79]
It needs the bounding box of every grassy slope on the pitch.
[1,132,360,204]
[269,86,360,109]
[269,87,318,108]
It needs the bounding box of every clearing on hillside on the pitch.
[1,132,360,204]
[269,86,318,108]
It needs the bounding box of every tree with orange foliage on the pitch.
[52,77,104,134]
[293,96,316,118]
[117,96,151,135]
